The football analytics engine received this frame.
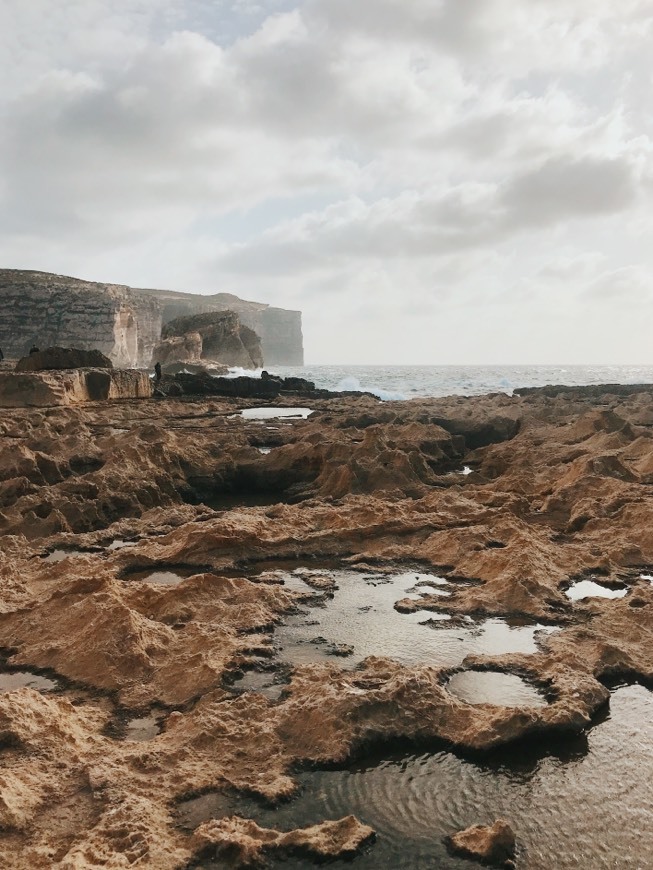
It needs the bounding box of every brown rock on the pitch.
[446,819,516,866]
[192,814,375,865]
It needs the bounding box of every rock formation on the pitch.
[0,382,651,867]
[153,311,263,369]
[0,367,151,408]
[445,819,516,867]
[0,270,304,367]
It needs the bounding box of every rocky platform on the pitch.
[0,368,152,407]
[0,384,651,867]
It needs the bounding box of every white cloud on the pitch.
[1,0,652,363]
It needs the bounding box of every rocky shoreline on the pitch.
[0,381,652,867]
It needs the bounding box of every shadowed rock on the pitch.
[15,346,113,372]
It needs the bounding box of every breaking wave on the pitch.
[336,376,407,401]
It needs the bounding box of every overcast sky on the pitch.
[1,1,652,364]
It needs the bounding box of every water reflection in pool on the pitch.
[241,408,314,421]
[122,566,203,585]
[445,670,547,707]
[0,670,59,693]
[264,568,556,671]
[565,580,628,601]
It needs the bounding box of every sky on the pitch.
[1,0,652,365]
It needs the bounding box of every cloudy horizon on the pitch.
[2,1,652,365]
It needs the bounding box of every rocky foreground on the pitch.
[0,382,652,867]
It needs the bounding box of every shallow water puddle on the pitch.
[194,685,653,870]
[257,447,273,454]
[123,566,201,585]
[177,791,245,831]
[230,670,285,701]
[639,573,653,585]
[0,670,59,693]
[255,568,556,671]
[42,548,86,562]
[106,539,138,551]
[445,670,547,707]
[565,580,628,601]
[124,713,162,741]
[241,407,314,420]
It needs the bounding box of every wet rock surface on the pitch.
[0,384,652,867]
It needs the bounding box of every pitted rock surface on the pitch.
[0,384,651,867]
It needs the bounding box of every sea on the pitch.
[228,364,653,401]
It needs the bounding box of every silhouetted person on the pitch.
[154,361,162,382]
[29,345,40,355]
[0,348,4,362]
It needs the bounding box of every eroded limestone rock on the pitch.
[192,814,375,865]
[445,818,516,867]
[0,384,651,867]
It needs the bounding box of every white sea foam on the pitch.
[336,375,407,401]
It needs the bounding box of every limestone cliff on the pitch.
[0,270,304,367]
[0,271,161,367]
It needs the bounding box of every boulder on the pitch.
[445,819,516,867]
[15,347,113,372]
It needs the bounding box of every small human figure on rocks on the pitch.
[29,344,40,354]
[154,361,162,382]
[0,348,4,361]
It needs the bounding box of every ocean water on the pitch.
[229,365,653,401]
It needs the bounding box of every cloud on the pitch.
[582,264,653,305]
[214,152,639,277]
[500,155,638,227]
[0,0,652,364]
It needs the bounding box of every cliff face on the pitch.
[0,271,161,367]
[0,271,304,367]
